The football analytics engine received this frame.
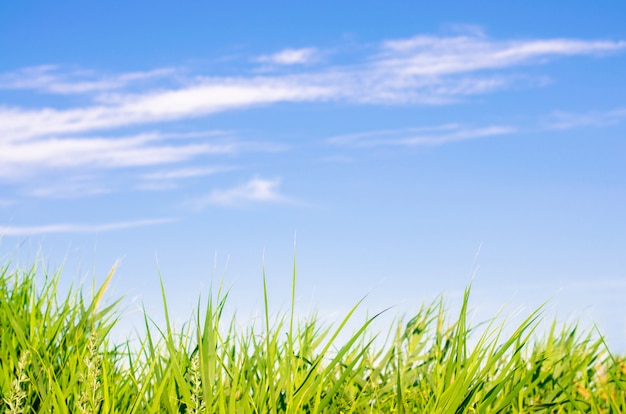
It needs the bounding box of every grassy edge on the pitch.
[0,259,625,412]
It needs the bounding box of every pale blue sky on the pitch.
[1,1,625,349]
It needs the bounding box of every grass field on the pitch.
[1,259,625,413]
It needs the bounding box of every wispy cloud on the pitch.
[189,177,293,208]
[353,35,625,104]
[0,79,334,142]
[136,166,234,191]
[140,166,232,181]
[0,218,178,236]
[25,179,111,198]
[547,107,626,129]
[327,104,626,149]
[1,31,623,144]
[0,131,237,179]
[327,124,516,147]
[0,65,175,94]
[379,36,625,76]
[0,30,623,193]
[257,47,320,65]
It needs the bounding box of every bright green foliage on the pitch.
[0,260,625,413]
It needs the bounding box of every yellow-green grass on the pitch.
[1,260,625,413]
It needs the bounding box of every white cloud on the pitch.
[26,181,111,198]
[328,124,516,147]
[0,218,178,236]
[378,36,626,76]
[136,166,234,191]
[548,107,626,129]
[351,35,625,105]
[190,177,292,208]
[0,78,334,142]
[0,65,174,94]
[257,47,320,65]
[0,30,623,186]
[0,131,237,179]
[140,166,232,181]
[327,124,458,145]
[1,32,623,144]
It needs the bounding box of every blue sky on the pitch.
[1,1,625,349]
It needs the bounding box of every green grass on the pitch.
[1,259,625,413]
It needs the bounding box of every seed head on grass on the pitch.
[75,331,103,414]
[4,350,30,414]
[186,353,206,414]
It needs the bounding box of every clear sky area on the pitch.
[1,1,625,350]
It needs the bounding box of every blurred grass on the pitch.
[1,259,625,413]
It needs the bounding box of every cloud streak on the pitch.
[0,131,237,179]
[1,32,623,144]
[0,65,175,95]
[548,107,626,129]
[257,47,320,65]
[25,180,111,198]
[0,218,178,236]
[140,166,232,181]
[1,30,624,195]
[327,124,516,147]
[135,166,234,191]
[0,79,333,142]
[378,36,625,76]
[189,177,293,208]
